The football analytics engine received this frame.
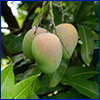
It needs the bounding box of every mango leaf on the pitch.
[31,66,41,76]
[78,25,94,66]
[1,60,15,99]
[12,53,24,66]
[73,1,94,23]
[14,73,41,99]
[49,60,68,87]
[27,92,39,99]
[4,34,16,45]
[32,3,49,27]
[94,41,99,49]
[63,66,99,80]
[36,75,65,95]
[62,77,99,99]
[93,1,99,18]
[42,88,89,99]
[7,33,25,54]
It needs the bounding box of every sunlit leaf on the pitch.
[14,73,40,99]
[1,61,15,99]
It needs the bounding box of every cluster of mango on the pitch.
[22,23,78,74]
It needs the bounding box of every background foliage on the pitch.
[1,1,99,99]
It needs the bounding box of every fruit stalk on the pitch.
[49,1,74,60]
[34,1,47,34]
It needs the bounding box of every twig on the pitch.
[1,27,19,31]
[49,1,74,60]
[34,1,47,34]
[60,1,64,23]
[47,21,53,32]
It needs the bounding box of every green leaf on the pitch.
[12,54,24,66]
[63,66,99,80]
[78,25,94,66]
[94,41,99,49]
[4,34,16,45]
[31,66,41,76]
[36,75,65,95]
[93,1,99,18]
[42,88,89,99]
[1,61,15,99]
[62,77,99,99]
[14,73,41,99]
[27,92,39,99]
[7,33,25,54]
[49,60,68,87]
[73,1,94,23]
[32,3,49,27]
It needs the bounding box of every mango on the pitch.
[31,33,62,74]
[22,27,47,59]
[54,23,78,60]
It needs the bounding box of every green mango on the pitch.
[31,33,62,74]
[54,23,78,60]
[22,27,47,59]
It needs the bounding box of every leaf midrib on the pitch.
[81,25,89,64]
[1,68,11,91]
[63,78,99,97]
[71,71,99,78]
[14,81,33,99]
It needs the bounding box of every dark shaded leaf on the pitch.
[63,66,98,80]
[62,77,99,99]
[49,60,68,87]
[7,33,25,54]
[78,25,94,66]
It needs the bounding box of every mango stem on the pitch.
[49,1,74,60]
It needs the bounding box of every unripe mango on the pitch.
[22,27,47,59]
[54,23,78,60]
[31,33,62,74]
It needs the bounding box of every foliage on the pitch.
[1,1,99,99]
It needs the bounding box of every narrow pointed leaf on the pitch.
[1,62,15,99]
[49,60,68,87]
[62,77,99,99]
[14,73,40,99]
[78,25,94,66]
[64,66,99,80]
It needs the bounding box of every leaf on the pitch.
[1,61,15,99]
[73,1,94,23]
[14,73,41,99]
[94,41,99,49]
[36,75,65,95]
[49,60,68,87]
[78,25,94,66]
[7,33,25,54]
[32,3,49,27]
[31,66,41,76]
[42,88,89,99]
[63,66,99,80]
[27,92,39,99]
[93,1,99,18]
[4,34,16,45]
[12,54,24,66]
[62,77,99,99]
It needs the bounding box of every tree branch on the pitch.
[1,1,19,30]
